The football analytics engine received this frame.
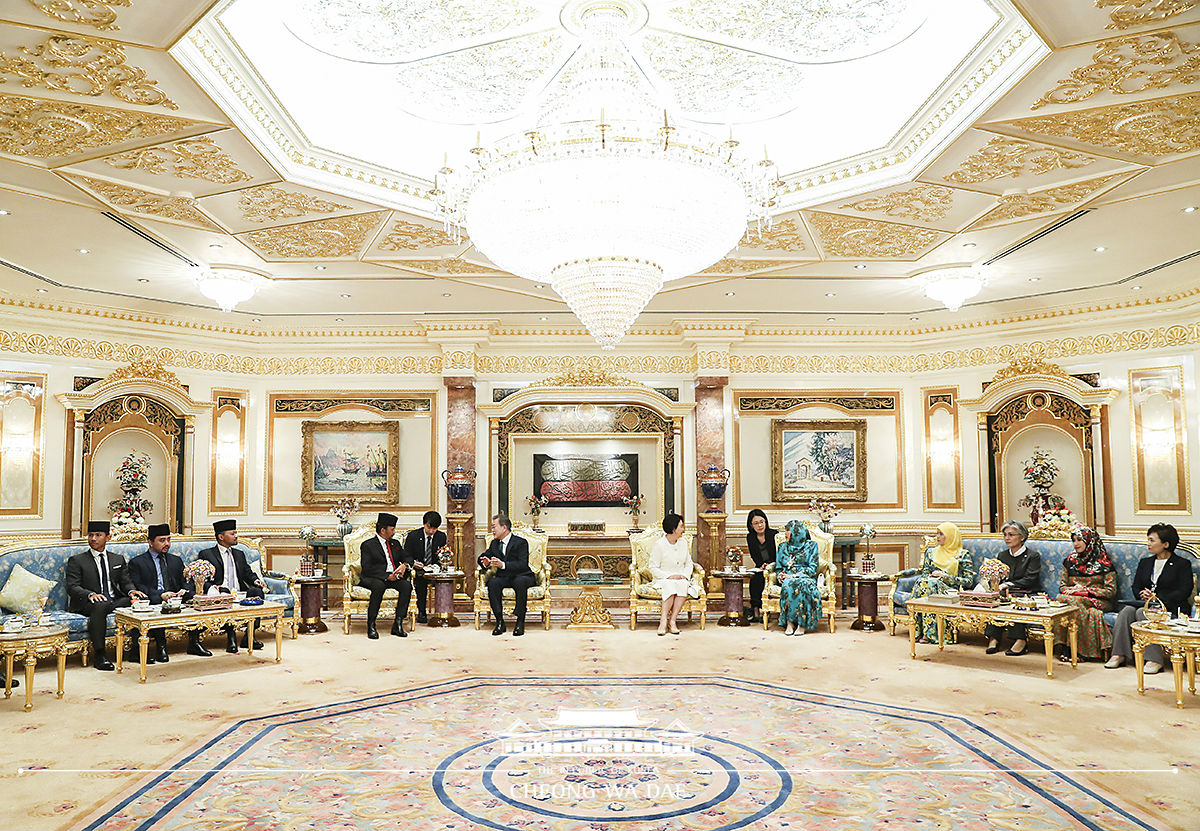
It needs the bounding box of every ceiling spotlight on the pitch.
[824,292,836,297]
[961,242,977,248]
[539,316,548,321]
[909,316,919,321]
[1184,206,1196,213]
[1094,246,1106,252]
[915,265,988,311]
[725,291,735,296]
[137,278,149,283]
[340,293,351,298]
[209,242,223,249]
[535,284,545,289]
[825,316,836,322]
[334,317,344,322]
[1028,276,1041,282]
[315,265,327,271]
[443,292,452,297]
[37,288,48,293]
[194,265,265,312]
[252,317,262,322]
[1131,285,1142,291]
[0,210,10,216]
[77,248,89,254]
[854,264,867,270]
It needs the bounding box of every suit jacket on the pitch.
[478,532,533,578]
[128,549,192,604]
[65,548,135,612]
[403,528,447,568]
[198,545,263,595]
[1133,553,1195,615]
[1000,545,1042,594]
[360,535,411,583]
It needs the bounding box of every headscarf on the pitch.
[780,520,818,560]
[929,522,964,575]
[1065,526,1114,576]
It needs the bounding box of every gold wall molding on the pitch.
[992,357,1072,383]
[102,135,250,184]
[65,173,219,229]
[1005,91,1200,158]
[1033,30,1200,110]
[943,136,1098,184]
[237,184,352,223]
[1096,0,1198,30]
[242,211,386,258]
[0,33,177,110]
[103,360,185,389]
[0,92,207,160]
[26,0,130,33]
[806,211,943,258]
[971,174,1126,225]
[528,368,643,388]
[376,219,459,250]
[740,218,807,251]
[838,184,955,222]
[476,354,697,375]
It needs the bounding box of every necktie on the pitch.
[97,553,111,597]
[384,539,395,572]
[224,549,238,591]
[153,553,165,591]
[425,534,432,563]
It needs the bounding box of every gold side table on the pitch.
[1,624,69,712]
[1131,621,1199,709]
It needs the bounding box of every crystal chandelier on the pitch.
[915,266,988,312]
[194,266,265,313]
[431,2,779,349]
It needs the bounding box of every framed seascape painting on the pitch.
[533,453,638,507]
[770,419,867,502]
[301,420,399,505]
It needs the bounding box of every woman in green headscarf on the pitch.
[894,522,975,644]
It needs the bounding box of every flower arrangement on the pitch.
[183,558,215,593]
[298,525,317,542]
[622,493,645,518]
[724,546,743,570]
[525,494,549,517]
[976,558,1010,592]
[1022,448,1059,489]
[1038,506,1077,526]
[109,450,153,527]
[808,497,841,523]
[329,497,359,523]
[115,450,152,493]
[436,544,455,571]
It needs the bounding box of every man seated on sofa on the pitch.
[199,519,266,654]
[128,523,212,663]
[65,520,147,671]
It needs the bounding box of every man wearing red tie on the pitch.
[358,512,413,639]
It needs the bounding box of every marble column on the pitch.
[694,376,727,577]
[445,376,477,589]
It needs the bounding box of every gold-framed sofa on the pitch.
[341,524,417,634]
[473,525,553,630]
[761,522,837,633]
[628,527,707,630]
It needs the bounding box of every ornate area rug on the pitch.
[83,676,1159,831]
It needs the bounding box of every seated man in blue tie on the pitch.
[479,514,535,637]
[65,520,147,671]
[128,523,212,663]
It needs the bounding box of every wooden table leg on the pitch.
[138,627,149,684]
[1171,647,1185,709]
[23,648,35,712]
[1135,643,1145,695]
[56,644,66,699]
[275,613,283,663]
[1043,626,1054,678]
[909,618,916,659]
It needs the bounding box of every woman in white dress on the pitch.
[649,513,698,636]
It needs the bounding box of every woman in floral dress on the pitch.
[894,522,975,644]
[776,520,821,636]
[1054,525,1117,661]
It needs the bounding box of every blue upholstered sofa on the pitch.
[0,535,296,663]
[890,534,1200,636]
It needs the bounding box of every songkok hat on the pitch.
[87,520,111,534]
[213,519,237,534]
[147,523,171,539]
[376,513,398,528]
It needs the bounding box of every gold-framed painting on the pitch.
[301,420,399,505]
[771,419,867,502]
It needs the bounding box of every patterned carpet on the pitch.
[82,675,1159,831]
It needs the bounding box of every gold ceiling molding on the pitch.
[243,210,387,258]
[66,173,219,229]
[837,184,955,222]
[1096,0,1198,30]
[376,218,459,250]
[943,136,1098,184]
[389,258,499,274]
[26,0,130,32]
[970,173,1126,225]
[701,258,794,274]
[991,357,1072,382]
[806,211,942,258]
[528,368,643,388]
[237,184,353,223]
[1005,92,1200,158]
[102,135,250,184]
[0,33,177,110]
[0,92,207,160]
[740,218,806,251]
[1032,31,1200,110]
[102,359,185,389]
[476,354,696,374]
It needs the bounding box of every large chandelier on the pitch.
[915,266,989,312]
[193,266,265,313]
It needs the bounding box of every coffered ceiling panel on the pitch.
[0,157,107,208]
[0,1,215,48]
[199,182,383,233]
[59,172,221,230]
[361,215,464,259]
[235,210,390,261]
[808,183,997,233]
[1087,153,1200,203]
[734,215,819,259]
[1010,0,1200,48]
[804,211,950,260]
[967,171,1140,228]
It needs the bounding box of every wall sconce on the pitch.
[928,438,957,464]
[216,438,242,468]
[1141,428,1175,460]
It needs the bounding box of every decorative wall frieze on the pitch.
[64,173,219,229]
[273,396,431,414]
[806,211,943,258]
[376,218,460,250]
[0,92,207,160]
[740,218,807,251]
[237,184,352,223]
[1096,0,1198,30]
[26,0,131,33]
[838,184,955,222]
[475,354,697,375]
[242,211,387,258]
[737,395,898,412]
[1032,30,1200,110]
[102,134,251,184]
[970,174,1127,225]
[943,136,1098,184]
[1004,92,1200,158]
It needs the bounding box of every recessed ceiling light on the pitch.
[37,288,47,293]
[0,210,10,216]
[826,316,836,322]
[208,242,223,249]
[1094,246,1106,252]
[854,264,867,270]
[138,278,149,283]
[1184,206,1196,213]
[315,265,326,271]
[535,284,545,289]
[1131,285,1142,291]
[443,292,452,297]
[909,316,919,321]
[961,242,976,248]
[725,291,735,296]
[334,317,344,322]
[824,292,836,297]
[340,293,351,298]
[1028,276,1041,282]
[252,317,262,322]
[539,316,548,321]
[77,248,89,254]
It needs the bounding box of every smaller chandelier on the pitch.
[194,266,265,313]
[916,266,988,312]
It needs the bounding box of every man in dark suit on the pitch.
[128,523,211,663]
[198,519,266,653]
[403,510,447,624]
[479,513,535,637]
[65,521,147,670]
[359,512,412,639]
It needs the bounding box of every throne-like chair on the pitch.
[628,527,707,630]
[473,525,553,630]
[341,524,417,634]
[761,522,838,633]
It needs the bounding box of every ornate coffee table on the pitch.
[1,624,69,712]
[1131,621,1200,709]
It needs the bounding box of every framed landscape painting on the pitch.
[770,419,867,502]
[301,420,399,505]
[533,453,638,507]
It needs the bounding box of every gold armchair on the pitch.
[341,524,416,634]
[473,525,553,630]
[628,528,707,630]
[761,523,837,633]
